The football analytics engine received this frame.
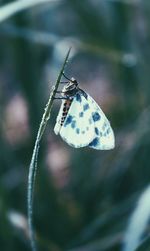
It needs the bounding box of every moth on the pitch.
[54,74,115,150]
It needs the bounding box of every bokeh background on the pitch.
[1,0,150,251]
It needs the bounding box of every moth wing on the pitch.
[59,93,96,148]
[54,100,66,135]
[86,95,115,150]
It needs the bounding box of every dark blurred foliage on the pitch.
[0,0,150,251]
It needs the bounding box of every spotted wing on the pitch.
[57,93,96,148]
[87,94,115,150]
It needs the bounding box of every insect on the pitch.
[54,74,115,150]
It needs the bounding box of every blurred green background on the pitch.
[0,0,150,251]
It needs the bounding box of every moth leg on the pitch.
[53,96,68,100]
[53,95,72,100]
[60,81,69,84]
[55,91,66,93]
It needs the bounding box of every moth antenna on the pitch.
[63,73,72,81]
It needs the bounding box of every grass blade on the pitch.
[27,48,71,251]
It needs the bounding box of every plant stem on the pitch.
[27,48,71,251]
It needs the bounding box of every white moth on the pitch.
[54,77,115,150]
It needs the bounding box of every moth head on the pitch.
[64,77,78,91]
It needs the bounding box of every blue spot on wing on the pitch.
[75,93,82,102]
[71,120,76,129]
[83,103,90,111]
[79,112,84,117]
[95,127,99,136]
[88,118,93,125]
[76,128,80,134]
[106,128,110,134]
[64,115,73,127]
[92,112,101,122]
[89,137,100,147]
[102,122,107,130]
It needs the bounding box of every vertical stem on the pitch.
[27,48,71,251]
